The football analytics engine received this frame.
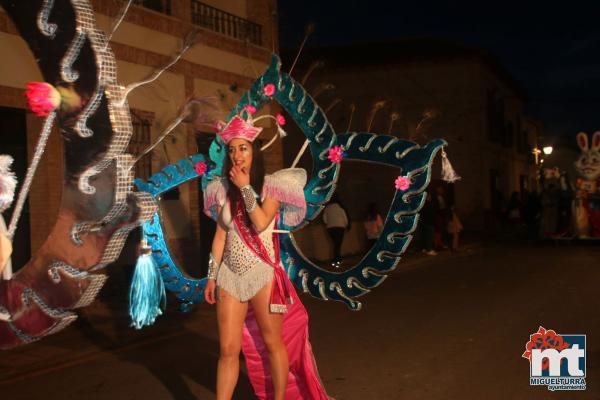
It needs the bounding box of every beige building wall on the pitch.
[0,1,279,264]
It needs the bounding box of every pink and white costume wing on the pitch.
[262,168,307,227]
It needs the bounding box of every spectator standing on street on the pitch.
[447,206,463,251]
[364,202,384,249]
[491,188,506,229]
[540,183,559,237]
[420,191,437,256]
[522,189,541,240]
[323,194,349,268]
[557,172,573,236]
[434,185,450,250]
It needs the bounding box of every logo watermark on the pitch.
[522,326,586,391]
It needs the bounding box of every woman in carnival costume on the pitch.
[203,107,331,400]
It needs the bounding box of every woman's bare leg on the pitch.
[216,287,248,400]
[250,280,288,400]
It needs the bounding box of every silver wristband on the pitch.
[240,184,257,213]
[207,253,219,280]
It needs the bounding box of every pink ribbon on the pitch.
[231,198,293,312]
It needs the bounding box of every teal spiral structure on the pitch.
[135,55,446,311]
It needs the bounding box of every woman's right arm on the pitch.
[211,219,227,266]
[205,207,226,304]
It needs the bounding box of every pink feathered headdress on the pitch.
[217,103,287,151]
[218,115,263,144]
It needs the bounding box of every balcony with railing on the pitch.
[191,1,262,46]
[134,0,172,16]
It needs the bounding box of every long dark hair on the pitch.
[223,140,264,215]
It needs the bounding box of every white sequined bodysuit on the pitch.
[216,199,277,301]
[203,168,308,302]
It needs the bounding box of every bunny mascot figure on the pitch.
[573,132,600,237]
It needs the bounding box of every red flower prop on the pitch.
[263,83,276,97]
[522,326,570,370]
[394,175,411,190]
[195,161,207,176]
[327,146,344,164]
[276,113,286,126]
[25,82,61,117]
[244,105,257,115]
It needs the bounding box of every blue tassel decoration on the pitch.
[129,241,166,329]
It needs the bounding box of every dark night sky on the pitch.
[278,1,600,140]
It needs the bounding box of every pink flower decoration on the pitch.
[263,83,276,97]
[213,121,225,132]
[395,175,411,191]
[276,113,286,126]
[195,161,207,176]
[328,146,344,164]
[244,104,257,115]
[25,82,61,117]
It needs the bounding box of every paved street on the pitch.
[0,242,599,399]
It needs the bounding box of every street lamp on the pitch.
[543,146,553,155]
[532,147,542,164]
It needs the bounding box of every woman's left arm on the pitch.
[248,197,280,232]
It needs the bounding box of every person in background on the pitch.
[540,182,559,237]
[557,171,573,236]
[447,206,463,251]
[434,185,449,250]
[420,191,437,256]
[491,188,506,229]
[323,193,349,268]
[363,202,384,249]
[572,180,590,237]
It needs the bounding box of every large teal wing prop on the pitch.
[135,55,446,311]
[281,134,444,310]
[134,154,209,312]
